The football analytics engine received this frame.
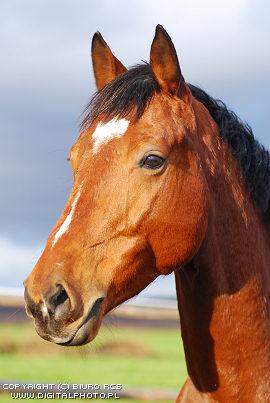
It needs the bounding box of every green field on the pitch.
[0,322,187,402]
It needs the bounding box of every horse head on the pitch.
[24,25,209,345]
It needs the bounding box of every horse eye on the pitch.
[142,154,165,169]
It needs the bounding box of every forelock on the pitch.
[81,63,159,130]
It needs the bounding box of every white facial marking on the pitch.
[52,190,81,247]
[92,117,129,153]
[41,303,48,317]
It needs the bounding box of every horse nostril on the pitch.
[52,286,68,307]
[46,284,71,321]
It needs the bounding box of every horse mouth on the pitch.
[56,297,104,346]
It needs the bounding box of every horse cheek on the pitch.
[148,173,209,274]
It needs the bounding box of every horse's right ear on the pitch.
[150,25,190,104]
[91,32,127,90]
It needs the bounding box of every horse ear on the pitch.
[150,25,190,103]
[91,32,127,90]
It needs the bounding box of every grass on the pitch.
[0,322,187,402]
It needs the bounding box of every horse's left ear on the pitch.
[150,25,191,103]
[91,32,127,90]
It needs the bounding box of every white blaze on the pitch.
[92,117,129,153]
[52,190,81,247]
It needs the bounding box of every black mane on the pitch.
[81,63,270,212]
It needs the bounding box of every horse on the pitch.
[24,25,270,401]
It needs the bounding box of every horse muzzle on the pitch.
[24,282,105,346]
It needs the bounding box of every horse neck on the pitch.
[175,105,270,400]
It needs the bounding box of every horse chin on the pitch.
[58,314,102,346]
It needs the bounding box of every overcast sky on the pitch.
[0,0,269,288]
